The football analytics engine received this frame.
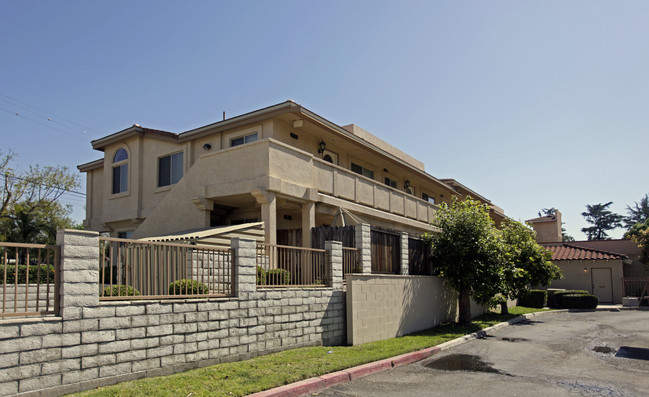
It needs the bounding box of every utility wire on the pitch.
[3,173,86,197]
[0,92,101,135]
[0,106,88,142]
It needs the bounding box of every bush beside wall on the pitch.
[518,289,548,308]
[562,294,599,309]
[550,290,589,308]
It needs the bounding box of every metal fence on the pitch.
[342,247,360,283]
[623,277,649,298]
[99,237,233,300]
[256,243,327,287]
[1,242,59,318]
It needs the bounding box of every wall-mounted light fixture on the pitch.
[202,143,212,150]
[404,179,411,189]
[583,267,588,272]
[318,140,326,154]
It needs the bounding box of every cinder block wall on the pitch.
[0,232,346,396]
[346,274,485,345]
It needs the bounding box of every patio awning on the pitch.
[331,208,365,227]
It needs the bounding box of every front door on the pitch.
[591,268,613,303]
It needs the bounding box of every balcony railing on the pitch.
[99,237,233,300]
[256,243,327,287]
[1,242,59,318]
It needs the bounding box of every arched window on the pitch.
[112,148,129,194]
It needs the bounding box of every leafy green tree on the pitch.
[499,220,562,314]
[428,198,505,324]
[581,202,623,240]
[0,151,80,245]
[625,194,649,230]
[625,219,649,266]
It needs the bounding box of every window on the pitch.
[112,148,128,194]
[384,177,397,188]
[230,132,258,147]
[158,152,183,187]
[351,162,374,179]
[118,231,134,239]
[231,218,258,225]
[422,193,436,204]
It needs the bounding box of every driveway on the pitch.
[315,310,649,397]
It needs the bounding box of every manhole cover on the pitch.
[425,354,512,376]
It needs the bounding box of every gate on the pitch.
[370,228,400,274]
[408,237,432,275]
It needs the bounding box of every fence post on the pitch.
[325,240,343,290]
[56,229,100,319]
[355,223,371,274]
[231,238,256,297]
[400,232,409,275]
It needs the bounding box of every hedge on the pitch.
[102,285,140,297]
[518,289,548,308]
[562,293,599,309]
[257,266,291,286]
[0,264,55,284]
[169,279,209,295]
[551,290,589,308]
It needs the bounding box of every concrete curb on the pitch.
[247,311,559,397]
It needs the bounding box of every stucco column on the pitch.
[400,232,409,275]
[325,240,343,290]
[260,191,277,246]
[301,201,315,248]
[231,238,257,297]
[355,223,372,274]
[56,229,100,319]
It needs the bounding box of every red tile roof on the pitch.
[542,243,628,261]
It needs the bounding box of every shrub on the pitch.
[0,264,55,284]
[169,279,209,295]
[518,289,548,308]
[257,266,266,285]
[256,266,291,286]
[265,269,291,286]
[101,285,140,297]
[552,290,589,308]
[562,294,599,309]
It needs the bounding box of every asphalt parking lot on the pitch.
[315,310,649,397]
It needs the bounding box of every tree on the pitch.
[625,219,649,266]
[428,198,505,324]
[581,202,623,240]
[625,194,649,230]
[499,220,562,314]
[0,151,80,245]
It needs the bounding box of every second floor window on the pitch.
[384,177,397,188]
[112,148,128,194]
[351,162,374,179]
[422,193,435,204]
[231,132,258,147]
[158,152,183,187]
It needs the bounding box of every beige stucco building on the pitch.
[78,100,505,246]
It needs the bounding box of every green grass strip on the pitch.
[73,307,548,397]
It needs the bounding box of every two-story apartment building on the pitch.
[78,100,505,247]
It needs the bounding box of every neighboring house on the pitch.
[78,100,505,250]
[541,242,627,304]
[526,209,648,304]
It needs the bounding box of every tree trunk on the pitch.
[500,301,509,315]
[458,288,472,324]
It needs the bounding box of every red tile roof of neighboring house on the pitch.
[542,243,628,261]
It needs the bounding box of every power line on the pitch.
[0,92,102,135]
[3,173,86,197]
[0,106,88,142]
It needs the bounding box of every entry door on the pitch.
[591,268,613,303]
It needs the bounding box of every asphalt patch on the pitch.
[500,337,530,343]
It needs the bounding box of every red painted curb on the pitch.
[319,371,352,387]
[248,378,325,397]
[346,358,393,380]
[391,350,430,367]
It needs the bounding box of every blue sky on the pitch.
[1,1,647,240]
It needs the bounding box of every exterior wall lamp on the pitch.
[202,143,212,150]
[404,179,411,189]
[318,140,326,154]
